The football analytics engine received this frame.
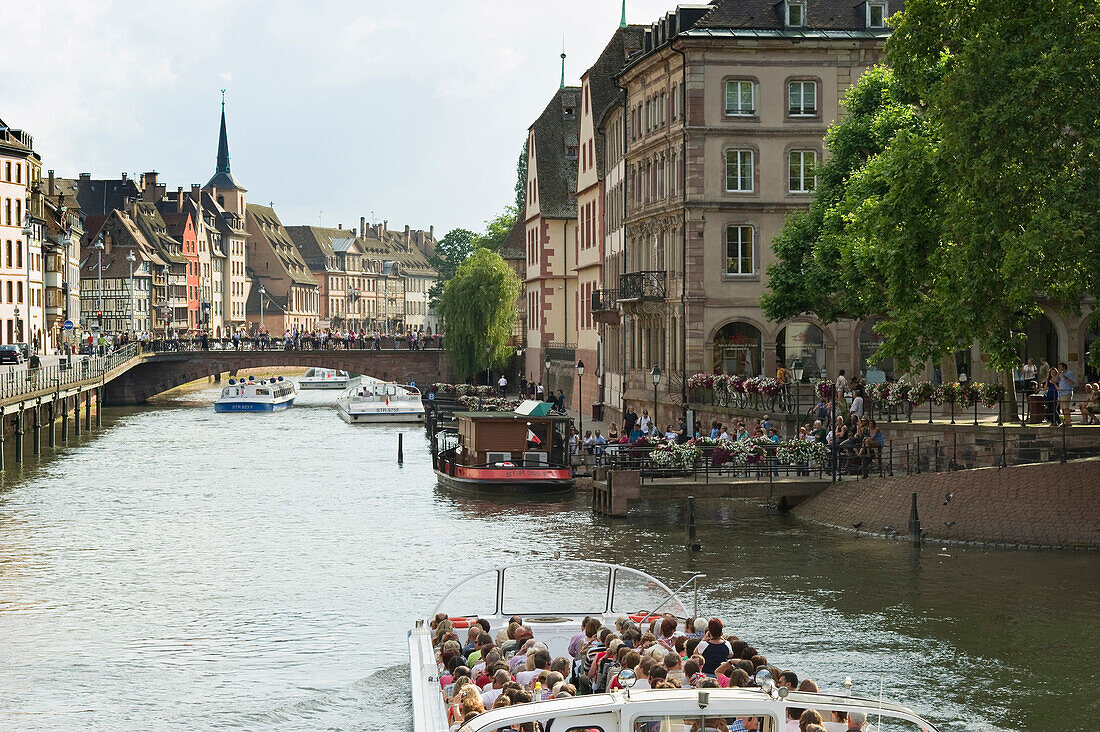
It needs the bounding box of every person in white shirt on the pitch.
[497,375,508,397]
[849,390,864,419]
[480,669,511,708]
[637,410,653,434]
[515,650,552,687]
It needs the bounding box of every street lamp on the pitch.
[792,359,804,419]
[651,365,662,432]
[545,356,552,401]
[126,251,136,336]
[21,214,33,349]
[576,360,585,448]
[485,344,492,387]
[259,284,266,337]
[94,234,105,336]
[516,347,524,392]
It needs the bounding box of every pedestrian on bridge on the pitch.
[498,374,508,397]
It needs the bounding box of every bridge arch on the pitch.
[103,349,452,404]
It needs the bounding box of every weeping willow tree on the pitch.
[438,247,521,380]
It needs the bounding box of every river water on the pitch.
[0,380,1095,731]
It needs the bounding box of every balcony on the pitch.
[591,289,620,324]
[546,342,576,362]
[618,271,667,315]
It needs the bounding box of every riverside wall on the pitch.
[791,458,1100,550]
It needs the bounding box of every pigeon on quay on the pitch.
[944,521,956,527]
[943,492,954,505]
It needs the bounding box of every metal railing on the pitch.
[140,335,444,353]
[591,289,619,312]
[0,343,140,402]
[602,429,1100,485]
[619,271,667,301]
[546,342,577,362]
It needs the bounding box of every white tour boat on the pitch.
[298,367,351,389]
[409,560,942,732]
[214,376,297,412]
[336,379,425,423]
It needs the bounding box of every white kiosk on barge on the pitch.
[409,561,943,732]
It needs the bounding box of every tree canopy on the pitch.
[764,0,1100,373]
[428,228,476,309]
[474,205,518,252]
[437,248,521,380]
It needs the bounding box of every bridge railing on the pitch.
[0,343,140,403]
[140,336,443,353]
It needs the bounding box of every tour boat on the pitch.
[214,376,297,412]
[432,400,574,495]
[409,560,943,732]
[336,379,425,423]
[298,367,351,389]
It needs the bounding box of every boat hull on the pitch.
[214,398,295,412]
[434,463,574,495]
[298,381,349,390]
[338,405,425,423]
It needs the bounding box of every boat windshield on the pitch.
[431,561,688,619]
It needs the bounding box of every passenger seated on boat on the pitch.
[466,633,494,666]
[663,651,686,687]
[797,709,825,732]
[607,649,642,690]
[750,654,768,670]
[472,650,501,684]
[648,664,669,685]
[480,669,512,708]
[845,711,868,731]
[696,618,734,675]
[551,681,577,698]
[497,619,522,648]
[516,650,552,687]
[777,670,799,689]
[462,622,489,655]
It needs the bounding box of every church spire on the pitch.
[216,89,231,174]
[560,39,566,90]
[620,0,627,27]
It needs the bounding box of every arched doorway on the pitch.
[776,322,826,381]
[712,321,762,377]
[859,317,894,382]
[1020,313,1059,367]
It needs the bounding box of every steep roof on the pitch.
[205,100,245,192]
[695,0,904,30]
[584,25,645,179]
[530,86,582,220]
[358,228,438,277]
[72,177,142,216]
[499,217,526,262]
[132,200,186,264]
[285,225,345,272]
[246,204,317,287]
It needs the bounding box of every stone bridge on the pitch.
[103,348,452,404]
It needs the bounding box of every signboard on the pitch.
[63,320,74,331]
[427,392,435,401]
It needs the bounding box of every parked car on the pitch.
[0,344,25,364]
[13,342,30,359]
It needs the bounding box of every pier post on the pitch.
[74,394,81,436]
[0,412,5,471]
[15,408,23,463]
[32,402,40,455]
[84,390,91,430]
[685,495,700,551]
[48,400,55,447]
[62,396,69,441]
[96,387,102,427]
[907,492,921,545]
[398,433,404,464]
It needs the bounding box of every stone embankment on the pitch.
[792,457,1100,550]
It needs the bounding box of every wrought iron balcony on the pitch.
[592,289,620,324]
[618,270,667,302]
[546,342,576,362]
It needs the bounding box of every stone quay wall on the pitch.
[791,457,1100,550]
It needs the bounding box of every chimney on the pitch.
[429,225,434,240]
[141,171,159,201]
[404,225,410,249]
[122,195,130,214]
[79,172,91,182]
[338,223,342,230]
[383,220,388,234]
[176,187,183,213]
[360,216,365,238]
[48,170,55,197]
[104,230,112,255]
[190,184,200,204]
[121,172,128,181]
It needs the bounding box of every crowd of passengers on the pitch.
[432,614,880,732]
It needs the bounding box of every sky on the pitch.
[2,0,680,237]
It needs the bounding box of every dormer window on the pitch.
[786,0,806,27]
[867,1,888,28]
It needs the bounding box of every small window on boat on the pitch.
[633,716,770,732]
[256,388,270,395]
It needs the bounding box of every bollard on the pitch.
[15,409,23,463]
[907,492,921,546]
[685,495,700,551]
[48,400,55,447]
[32,403,40,455]
[0,413,5,471]
[96,387,102,427]
[397,433,404,465]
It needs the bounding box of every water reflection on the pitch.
[0,380,1093,731]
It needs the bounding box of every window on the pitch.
[789,80,817,116]
[725,80,755,116]
[725,225,754,275]
[789,150,817,193]
[725,150,754,192]
[786,0,805,26]
[868,1,888,27]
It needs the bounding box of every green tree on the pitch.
[437,248,521,380]
[515,138,529,213]
[765,0,1100,375]
[428,228,476,309]
[474,206,518,252]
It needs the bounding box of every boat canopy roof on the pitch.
[430,560,688,620]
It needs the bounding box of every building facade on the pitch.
[0,119,46,349]
[245,204,318,334]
